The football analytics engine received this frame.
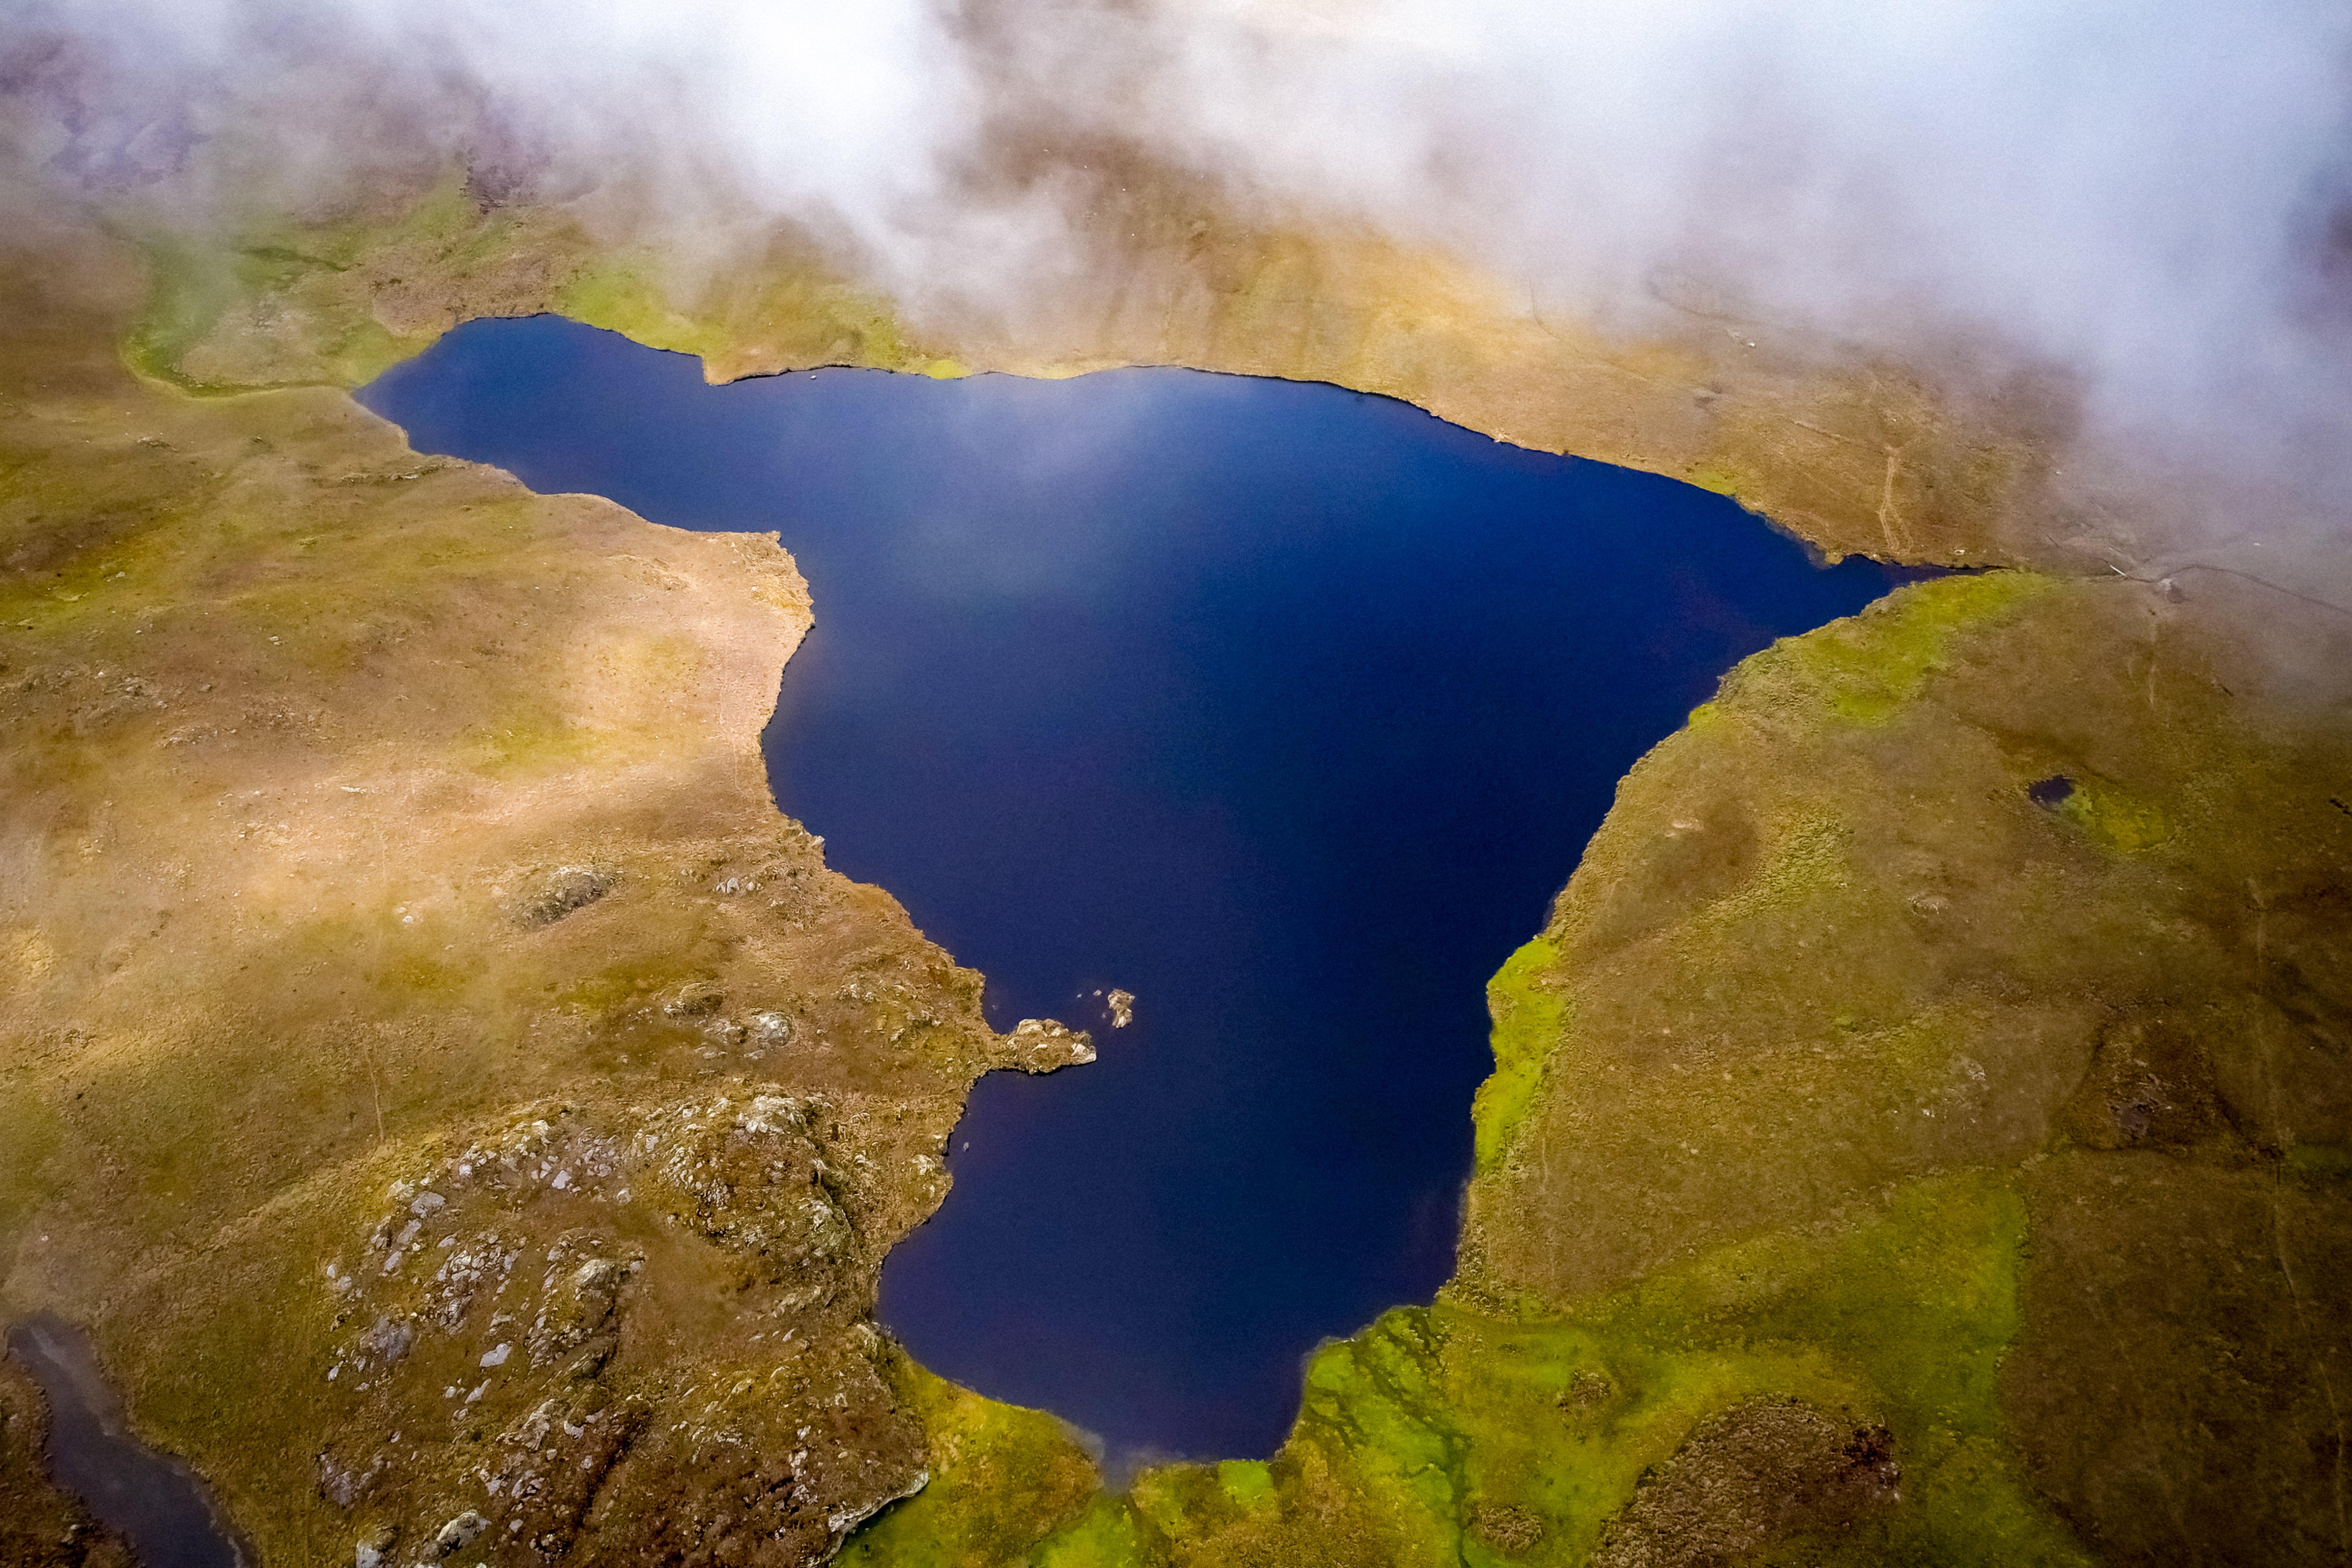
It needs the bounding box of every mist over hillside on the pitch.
[11,0,2352,567]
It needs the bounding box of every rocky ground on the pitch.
[1,73,2347,1568]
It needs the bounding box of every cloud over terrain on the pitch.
[15,0,2352,545]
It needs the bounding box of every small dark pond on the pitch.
[362,319,1916,1461]
[7,1314,246,1567]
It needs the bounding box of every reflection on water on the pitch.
[362,320,1923,1459]
[7,1314,246,1568]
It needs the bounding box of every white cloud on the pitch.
[18,0,2352,550]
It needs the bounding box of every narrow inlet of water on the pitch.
[7,1314,246,1568]
[361,318,1919,1461]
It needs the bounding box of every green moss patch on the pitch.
[887,1174,2085,1567]
[1276,1173,2083,1566]
[556,252,937,379]
[1214,1459,1277,1509]
[1741,571,2054,726]
[2286,1143,2352,1181]
[2052,772,2174,853]
[554,259,734,362]
[119,234,265,390]
[1470,939,1565,1173]
[1032,1496,1150,1568]
[837,1357,1100,1568]
[1683,461,1747,498]
[123,183,475,393]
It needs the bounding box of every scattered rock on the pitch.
[1005,1018,1094,1072]
[520,865,611,927]
[661,981,724,1018]
[1108,989,1133,1028]
[1470,1502,1545,1554]
[1558,1369,1616,1414]
[316,1449,386,1508]
[357,1316,413,1364]
[562,1335,617,1382]
[529,1257,627,1367]
[352,1522,394,1568]
[430,1509,486,1556]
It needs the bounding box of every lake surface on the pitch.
[362,319,1916,1462]
[7,1315,246,1567]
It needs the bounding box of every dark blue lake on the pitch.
[361,318,1913,1462]
[8,1315,247,1568]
